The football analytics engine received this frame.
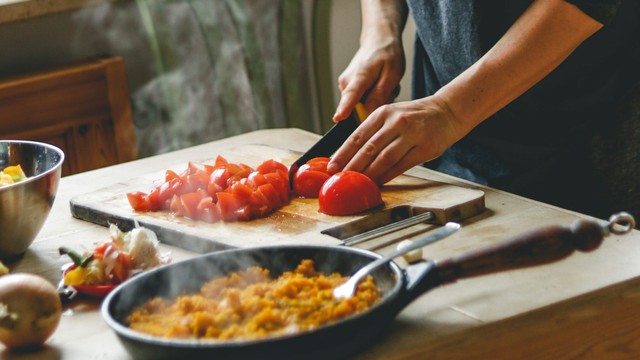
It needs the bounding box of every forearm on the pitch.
[435,0,603,137]
[359,0,408,44]
[333,0,409,120]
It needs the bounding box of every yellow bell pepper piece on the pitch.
[64,266,88,286]
[2,164,27,182]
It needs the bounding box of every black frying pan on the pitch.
[101,214,634,360]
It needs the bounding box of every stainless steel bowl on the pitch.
[0,140,64,260]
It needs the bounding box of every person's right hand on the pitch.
[332,31,405,123]
[328,95,463,186]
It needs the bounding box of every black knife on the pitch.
[288,105,366,188]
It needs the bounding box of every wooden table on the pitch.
[5,129,640,359]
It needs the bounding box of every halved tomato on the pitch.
[318,171,383,216]
[293,157,331,198]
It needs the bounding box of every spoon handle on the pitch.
[349,222,460,286]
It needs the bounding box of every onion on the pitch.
[0,273,62,349]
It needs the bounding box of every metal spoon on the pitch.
[333,222,461,300]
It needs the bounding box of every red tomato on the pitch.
[294,166,330,198]
[213,155,228,167]
[216,192,245,221]
[210,167,232,189]
[229,182,254,200]
[165,169,181,182]
[180,191,207,219]
[127,192,149,212]
[293,157,331,198]
[318,171,383,216]
[196,196,221,223]
[146,187,163,211]
[185,170,210,190]
[248,189,272,217]
[93,242,110,260]
[263,172,289,204]
[305,157,330,171]
[112,252,132,283]
[157,178,178,203]
[169,194,185,216]
[127,157,290,223]
[246,171,268,188]
[257,183,281,208]
[256,159,288,175]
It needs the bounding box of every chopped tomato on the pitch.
[246,171,268,188]
[264,172,289,204]
[257,183,281,208]
[180,191,208,219]
[112,252,132,283]
[213,155,228,167]
[127,157,290,223]
[233,205,252,222]
[165,169,181,182]
[318,171,383,216]
[229,182,254,200]
[257,159,288,176]
[210,167,233,189]
[185,170,210,190]
[127,192,149,212]
[248,189,272,217]
[146,187,163,210]
[197,196,221,223]
[186,161,202,175]
[93,242,110,260]
[216,192,245,221]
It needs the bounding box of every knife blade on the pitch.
[289,104,368,188]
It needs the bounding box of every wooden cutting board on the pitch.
[70,144,485,253]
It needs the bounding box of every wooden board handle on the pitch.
[435,219,605,284]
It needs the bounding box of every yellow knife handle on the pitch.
[355,103,369,123]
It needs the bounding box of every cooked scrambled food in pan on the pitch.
[128,259,381,340]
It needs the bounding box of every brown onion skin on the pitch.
[0,273,62,349]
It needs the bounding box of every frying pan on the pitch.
[102,213,634,360]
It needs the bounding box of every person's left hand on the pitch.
[327,95,462,185]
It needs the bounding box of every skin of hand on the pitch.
[327,0,603,185]
[332,0,408,123]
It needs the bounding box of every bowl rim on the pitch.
[0,139,65,189]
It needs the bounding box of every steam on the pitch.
[68,1,297,158]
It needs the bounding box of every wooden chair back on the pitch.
[0,56,137,176]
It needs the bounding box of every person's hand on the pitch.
[327,95,463,185]
[333,31,405,123]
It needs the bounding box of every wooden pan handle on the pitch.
[435,219,606,284]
